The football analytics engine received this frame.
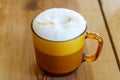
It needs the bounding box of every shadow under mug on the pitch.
[31,23,103,75]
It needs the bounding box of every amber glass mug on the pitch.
[31,22,103,75]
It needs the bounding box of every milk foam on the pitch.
[32,8,87,41]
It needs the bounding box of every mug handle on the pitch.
[83,32,103,62]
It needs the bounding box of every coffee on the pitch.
[32,8,87,41]
[31,8,103,75]
[35,46,83,74]
[32,8,87,74]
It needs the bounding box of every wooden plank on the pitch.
[0,0,42,80]
[0,0,119,80]
[100,0,120,67]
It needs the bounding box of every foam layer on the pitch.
[32,8,87,41]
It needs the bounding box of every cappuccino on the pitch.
[32,8,103,75]
[32,8,87,41]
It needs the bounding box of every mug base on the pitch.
[39,66,79,76]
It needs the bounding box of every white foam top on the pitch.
[32,8,87,41]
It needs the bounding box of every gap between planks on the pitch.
[98,0,120,71]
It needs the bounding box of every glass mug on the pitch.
[31,20,103,75]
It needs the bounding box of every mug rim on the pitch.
[31,17,87,42]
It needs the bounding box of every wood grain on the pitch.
[0,0,42,80]
[0,0,120,80]
[100,0,120,68]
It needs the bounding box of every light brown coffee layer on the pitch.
[35,47,84,74]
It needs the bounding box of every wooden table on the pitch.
[0,0,120,80]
